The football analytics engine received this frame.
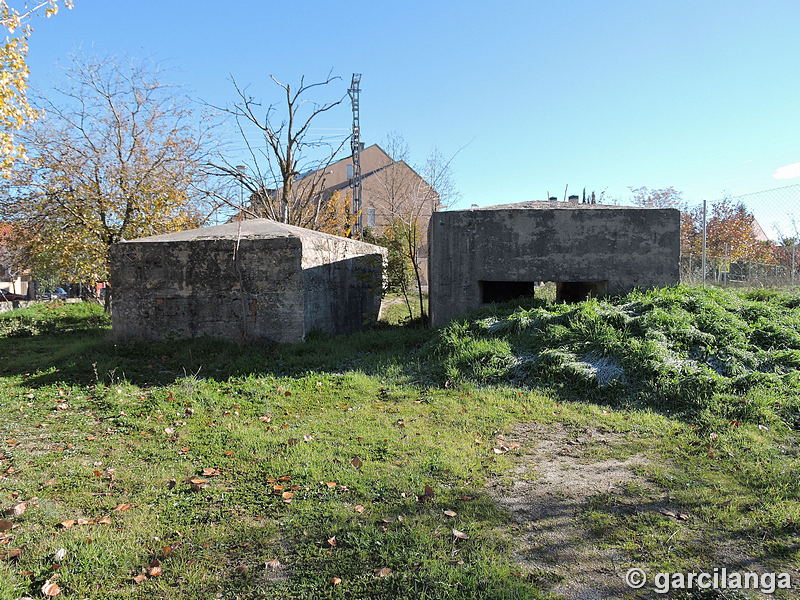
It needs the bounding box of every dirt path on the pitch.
[489,423,653,600]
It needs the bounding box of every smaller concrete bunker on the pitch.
[110,219,386,343]
[428,202,680,327]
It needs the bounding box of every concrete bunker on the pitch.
[428,202,681,327]
[110,219,386,343]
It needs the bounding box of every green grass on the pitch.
[0,287,798,599]
[380,292,428,326]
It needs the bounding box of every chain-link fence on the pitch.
[679,184,799,287]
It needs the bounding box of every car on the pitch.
[40,287,68,301]
[0,290,27,302]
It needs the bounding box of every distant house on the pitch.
[751,217,770,243]
[0,225,33,297]
[236,144,439,284]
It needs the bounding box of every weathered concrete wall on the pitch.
[111,237,305,343]
[300,234,385,336]
[429,205,680,327]
[110,219,386,343]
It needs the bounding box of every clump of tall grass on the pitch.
[433,285,800,429]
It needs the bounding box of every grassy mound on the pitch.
[434,285,800,430]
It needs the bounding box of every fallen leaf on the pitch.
[281,491,294,500]
[164,427,175,435]
[58,520,76,529]
[5,502,26,517]
[259,415,272,423]
[201,467,221,477]
[6,547,21,560]
[327,536,337,547]
[95,516,112,525]
[331,577,342,585]
[351,456,363,469]
[113,503,133,512]
[187,477,208,491]
[303,435,314,442]
[443,510,457,517]
[53,548,67,561]
[452,529,469,540]
[758,424,769,431]
[354,505,365,514]
[265,558,281,570]
[0,520,12,531]
[41,581,61,596]
[325,481,337,489]
[419,485,434,502]
[133,573,147,583]
[374,567,392,577]
[148,565,162,576]
[224,451,235,456]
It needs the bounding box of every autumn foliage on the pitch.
[0,58,212,290]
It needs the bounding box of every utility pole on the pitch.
[348,73,363,238]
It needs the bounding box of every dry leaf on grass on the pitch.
[6,547,21,560]
[4,502,26,517]
[452,529,469,540]
[374,567,392,577]
[265,558,281,570]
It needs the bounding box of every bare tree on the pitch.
[210,73,350,228]
[366,133,460,323]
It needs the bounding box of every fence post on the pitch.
[701,199,707,286]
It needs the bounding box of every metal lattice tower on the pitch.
[348,73,363,238]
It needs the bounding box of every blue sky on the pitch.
[24,0,800,220]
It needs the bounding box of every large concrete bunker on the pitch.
[428,202,680,327]
[110,219,386,343]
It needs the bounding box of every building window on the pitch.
[367,208,376,227]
